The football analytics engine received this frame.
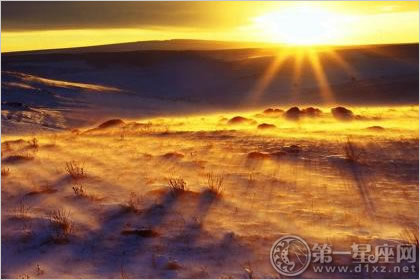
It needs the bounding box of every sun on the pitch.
[253,6,340,46]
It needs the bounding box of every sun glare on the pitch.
[254,6,340,45]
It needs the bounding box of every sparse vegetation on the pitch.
[168,177,188,195]
[1,105,418,278]
[65,160,86,179]
[206,172,224,197]
[48,209,74,243]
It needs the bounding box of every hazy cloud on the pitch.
[1,2,250,31]
[2,1,418,32]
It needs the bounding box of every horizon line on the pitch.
[3,38,419,55]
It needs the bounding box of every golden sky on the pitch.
[1,1,419,52]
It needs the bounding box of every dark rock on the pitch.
[257,123,276,130]
[162,152,184,159]
[1,101,30,110]
[366,126,385,131]
[228,116,256,125]
[121,228,159,238]
[71,129,80,135]
[247,151,270,160]
[302,107,322,117]
[228,116,247,124]
[166,260,182,270]
[97,119,125,129]
[282,145,301,154]
[2,154,35,164]
[263,108,284,115]
[270,151,287,158]
[284,107,301,120]
[331,107,354,121]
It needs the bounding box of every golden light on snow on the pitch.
[1,2,419,278]
[6,71,122,93]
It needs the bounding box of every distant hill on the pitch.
[1,41,418,133]
[4,39,281,55]
[2,42,418,111]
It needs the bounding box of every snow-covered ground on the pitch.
[1,106,418,278]
[1,42,419,278]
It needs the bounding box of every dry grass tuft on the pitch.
[168,177,188,196]
[205,172,224,197]
[71,183,101,201]
[242,261,254,279]
[15,200,32,220]
[2,167,10,177]
[48,209,74,243]
[72,183,85,197]
[2,142,12,154]
[123,192,143,213]
[28,137,39,151]
[21,219,34,242]
[35,264,44,276]
[344,137,365,163]
[400,228,419,248]
[190,216,203,229]
[65,161,86,180]
[120,264,129,279]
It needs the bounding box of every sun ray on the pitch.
[325,49,357,77]
[307,50,336,104]
[289,49,306,103]
[246,50,291,104]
